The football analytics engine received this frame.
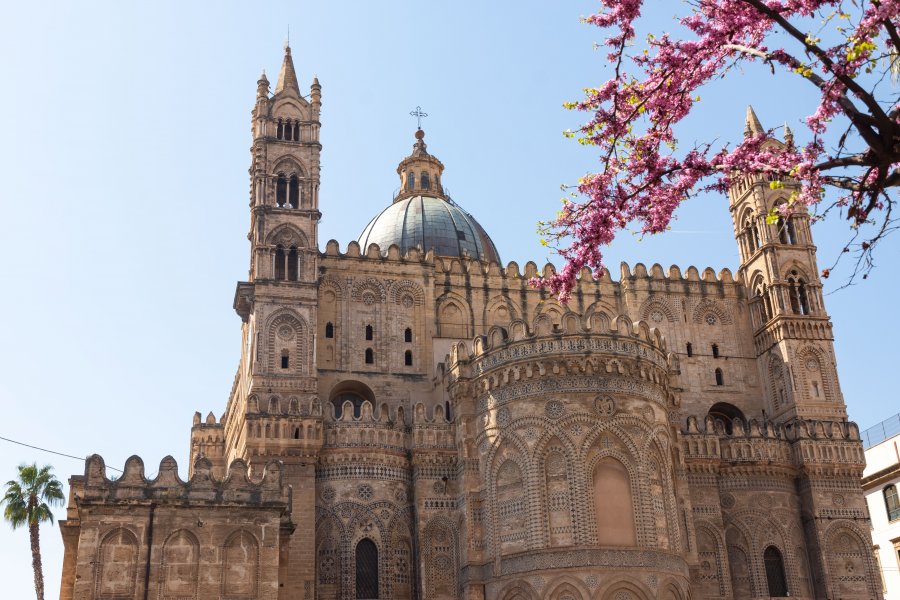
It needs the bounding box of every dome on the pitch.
[358,195,501,263]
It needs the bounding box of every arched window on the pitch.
[274,245,286,280]
[708,402,746,435]
[712,343,720,358]
[276,120,284,140]
[286,121,294,141]
[406,171,415,191]
[763,546,788,596]
[365,325,373,341]
[744,214,760,252]
[281,350,289,369]
[355,538,378,599]
[293,123,300,142]
[420,172,430,190]
[332,391,368,419]
[275,174,287,207]
[787,270,810,315]
[778,215,798,245]
[715,368,724,386]
[686,342,693,357]
[287,247,298,281]
[288,175,300,208]
[293,427,300,439]
[404,328,412,343]
[404,350,413,366]
[325,322,334,338]
[365,348,374,364]
[885,484,900,521]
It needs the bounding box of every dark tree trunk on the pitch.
[28,495,44,600]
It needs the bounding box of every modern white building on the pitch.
[863,414,900,598]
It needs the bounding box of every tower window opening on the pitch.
[712,344,720,358]
[787,270,810,315]
[288,175,300,208]
[325,322,334,338]
[420,172,430,190]
[404,328,412,343]
[293,123,300,142]
[404,350,413,366]
[365,325,373,341]
[276,120,283,140]
[274,245,286,280]
[407,171,415,191]
[286,121,294,141]
[275,174,287,207]
[715,368,724,386]
[365,348,374,364]
[281,351,290,369]
[686,342,693,357]
[293,427,300,439]
[812,380,820,397]
[287,246,299,281]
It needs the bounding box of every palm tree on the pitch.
[2,463,65,600]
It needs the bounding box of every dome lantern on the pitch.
[395,129,446,202]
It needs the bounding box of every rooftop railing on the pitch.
[861,412,900,450]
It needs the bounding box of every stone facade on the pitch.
[58,48,880,599]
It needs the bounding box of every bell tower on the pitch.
[230,44,325,598]
[729,106,846,422]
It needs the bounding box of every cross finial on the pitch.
[409,105,428,130]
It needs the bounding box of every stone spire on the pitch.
[744,105,765,137]
[275,44,300,95]
[784,122,794,147]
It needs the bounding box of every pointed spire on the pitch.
[744,105,764,137]
[784,122,794,147]
[257,69,269,99]
[275,44,300,95]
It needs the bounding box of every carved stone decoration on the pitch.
[720,493,735,509]
[322,486,336,502]
[545,399,565,419]
[595,395,616,417]
[357,484,374,501]
[833,493,846,506]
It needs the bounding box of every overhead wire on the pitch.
[0,435,123,473]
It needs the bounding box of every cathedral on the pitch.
[57,47,881,600]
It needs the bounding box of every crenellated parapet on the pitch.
[76,454,291,507]
[680,415,864,474]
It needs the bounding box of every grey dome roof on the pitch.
[358,195,501,263]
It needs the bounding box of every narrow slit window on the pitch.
[404,328,412,343]
[365,325,373,341]
[275,174,287,207]
[686,342,693,357]
[281,351,289,369]
[287,247,298,281]
[715,368,724,386]
[365,348,374,364]
[712,344,719,358]
[404,350,413,366]
[274,246,286,280]
[325,322,334,338]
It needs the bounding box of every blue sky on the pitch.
[1,2,896,596]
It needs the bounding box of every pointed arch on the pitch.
[494,457,528,555]
[95,527,139,598]
[266,223,309,248]
[266,310,310,375]
[436,292,472,338]
[639,296,677,323]
[692,298,733,325]
[160,529,199,599]
[222,530,259,597]
[694,524,727,598]
[271,155,307,178]
[542,446,574,547]
[484,294,519,327]
[423,517,458,600]
[591,456,636,546]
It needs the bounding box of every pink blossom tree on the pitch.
[539,0,900,302]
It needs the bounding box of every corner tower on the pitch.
[728,106,846,423]
[227,45,324,598]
